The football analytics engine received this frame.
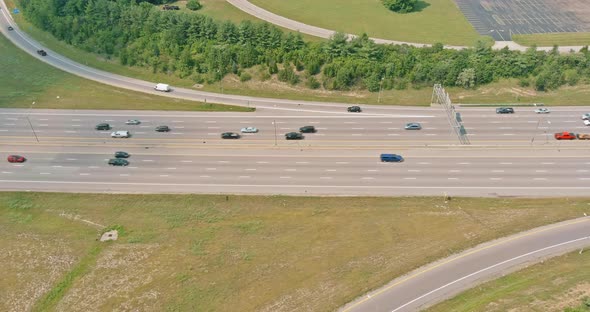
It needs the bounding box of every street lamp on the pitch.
[378,77,384,104]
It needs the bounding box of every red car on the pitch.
[554,132,576,140]
[7,155,26,163]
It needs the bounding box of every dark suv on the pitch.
[95,123,111,130]
[348,106,362,113]
[496,107,514,114]
[155,125,170,132]
[299,126,316,133]
[285,132,304,140]
[221,132,240,139]
[37,49,47,56]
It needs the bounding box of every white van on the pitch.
[154,83,171,92]
[111,131,130,138]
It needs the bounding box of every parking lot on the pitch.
[454,0,590,40]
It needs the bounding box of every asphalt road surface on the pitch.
[341,217,590,312]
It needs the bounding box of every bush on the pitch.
[278,64,299,85]
[306,76,320,89]
[382,0,417,13]
[240,72,252,82]
[186,0,202,11]
[518,78,530,87]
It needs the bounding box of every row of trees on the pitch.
[20,0,590,92]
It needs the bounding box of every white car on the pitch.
[125,119,141,125]
[534,108,550,114]
[240,127,259,133]
[111,130,130,138]
[582,113,590,120]
[584,120,590,126]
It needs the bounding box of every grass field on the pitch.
[513,32,590,48]
[1,192,589,311]
[248,0,484,46]
[427,250,590,312]
[0,34,250,112]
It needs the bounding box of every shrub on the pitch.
[306,76,320,89]
[382,0,417,13]
[240,72,252,82]
[186,0,202,11]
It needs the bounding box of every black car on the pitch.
[108,158,129,166]
[95,123,111,130]
[221,132,240,139]
[114,151,130,158]
[348,106,362,113]
[285,132,304,140]
[299,125,316,133]
[155,125,170,132]
[8,26,14,31]
[37,49,47,56]
[496,107,514,114]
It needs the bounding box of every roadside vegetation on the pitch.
[1,192,589,311]
[513,33,590,49]
[427,250,590,312]
[0,35,250,111]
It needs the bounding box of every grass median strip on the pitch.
[1,192,589,311]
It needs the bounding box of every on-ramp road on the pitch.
[341,217,590,312]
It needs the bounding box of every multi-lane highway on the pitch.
[1,107,589,196]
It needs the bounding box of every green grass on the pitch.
[427,250,590,312]
[513,32,590,48]
[1,193,589,311]
[248,0,486,46]
[0,33,251,111]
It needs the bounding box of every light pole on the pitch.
[27,101,39,143]
[378,77,384,104]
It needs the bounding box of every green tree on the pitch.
[456,68,476,88]
[186,0,202,11]
[382,0,418,13]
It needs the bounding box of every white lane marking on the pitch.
[79,173,90,176]
[142,160,154,162]
[280,128,290,130]
[367,169,379,172]
[492,170,504,173]
[128,167,138,169]
[579,178,590,180]
[105,119,114,122]
[404,177,417,180]
[466,133,476,136]
[352,134,362,136]
[491,121,502,124]
[120,174,129,176]
[40,172,51,175]
[52,165,62,168]
[577,170,589,173]
[352,127,365,130]
[39,124,48,127]
[181,160,193,163]
[39,119,49,121]
[13,164,24,167]
[275,121,285,124]
[503,134,515,136]
[140,125,150,128]
[257,161,269,164]
[160,175,170,177]
[218,161,230,163]
[361,177,374,180]
[280,176,291,179]
[71,119,81,121]
[206,121,217,123]
[316,127,327,130]
[65,131,77,133]
[447,177,459,180]
[418,162,431,165]
[390,237,590,312]
[66,158,77,161]
[245,168,257,171]
[325,169,337,172]
[285,169,297,171]
[336,162,349,164]
[4,123,15,126]
[172,120,184,123]
[296,162,309,164]
[176,126,185,129]
[541,162,555,165]
[387,128,399,130]
[207,133,217,135]
[500,162,513,165]
[5,118,17,120]
[320,177,333,179]
[71,124,81,127]
[449,170,461,173]
[388,134,400,136]
[458,162,471,165]
[0,130,8,132]
[500,127,513,129]
[425,134,438,136]
[238,176,250,178]
[199,175,210,178]
[490,177,503,180]
[2,171,13,174]
[239,121,250,124]
[172,133,184,135]
[535,170,547,173]
[88,166,99,169]
[564,120,576,123]
[208,127,220,129]
[424,128,437,130]
[533,178,547,180]
[527,120,537,123]
[206,168,216,170]
[344,121,357,124]
[166,168,177,170]
[408,170,421,172]
[380,121,393,124]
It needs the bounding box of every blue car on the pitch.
[405,123,422,130]
[380,154,404,162]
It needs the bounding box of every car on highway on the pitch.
[7,155,26,163]
[285,132,304,140]
[154,83,171,92]
[125,119,141,125]
[554,132,576,140]
[95,123,111,130]
[577,133,590,140]
[584,120,590,126]
[8,26,14,31]
[108,158,129,166]
[348,106,362,113]
[111,130,130,138]
[299,125,316,133]
[114,151,130,158]
[37,49,47,56]
[221,132,240,139]
[155,125,170,132]
[404,122,422,130]
[496,107,514,114]
[240,127,258,133]
[534,108,550,114]
[582,113,590,120]
[380,154,404,162]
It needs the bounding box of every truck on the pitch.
[154,83,171,92]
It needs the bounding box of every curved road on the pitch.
[341,216,590,311]
[226,0,586,53]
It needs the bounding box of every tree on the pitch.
[186,0,202,11]
[382,0,418,13]
[456,68,476,89]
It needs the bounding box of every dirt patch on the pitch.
[537,282,590,311]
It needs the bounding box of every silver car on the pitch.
[240,127,259,133]
[404,123,422,130]
[534,108,550,114]
[125,119,141,125]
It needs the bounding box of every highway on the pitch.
[341,217,590,312]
